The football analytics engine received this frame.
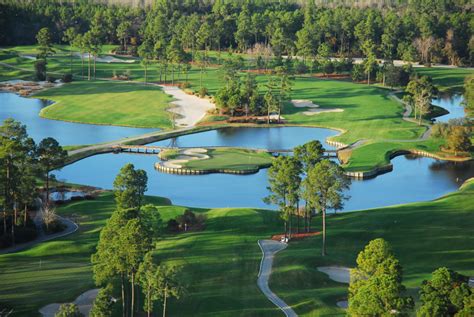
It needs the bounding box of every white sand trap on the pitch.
[317,266,351,284]
[75,53,135,63]
[39,289,99,317]
[160,85,216,127]
[162,148,210,169]
[19,55,36,60]
[291,100,343,116]
[337,300,348,309]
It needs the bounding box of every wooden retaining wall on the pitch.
[154,162,270,175]
[326,140,348,149]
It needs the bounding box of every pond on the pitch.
[55,149,474,211]
[151,126,339,149]
[432,94,466,122]
[0,92,156,145]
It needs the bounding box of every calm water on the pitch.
[56,152,474,210]
[0,93,156,145]
[432,95,466,122]
[151,127,339,150]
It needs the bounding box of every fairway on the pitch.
[36,80,173,129]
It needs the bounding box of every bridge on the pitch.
[112,145,339,157]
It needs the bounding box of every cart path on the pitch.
[257,240,297,317]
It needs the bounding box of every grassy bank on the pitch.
[271,178,474,316]
[36,80,173,129]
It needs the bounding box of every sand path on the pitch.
[160,85,215,127]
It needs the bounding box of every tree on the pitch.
[55,303,84,317]
[113,163,148,211]
[137,252,160,317]
[447,126,471,155]
[463,75,474,112]
[155,264,183,317]
[418,267,472,316]
[362,39,377,85]
[302,160,349,255]
[317,43,331,77]
[62,27,77,75]
[34,59,47,81]
[73,34,86,79]
[37,138,67,205]
[138,40,154,84]
[90,287,113,317]
[141,204,163,242]
[36,27,55,60]
[349,239,413,316]
[406,76,437,125]
[264,156,301,238]
[294,140,325,232]
[116,21,132,54]
[414,36,436,65]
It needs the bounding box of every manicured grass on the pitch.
[415,67,473,92]
[161,147,274,172]
[36,80,173,129]
[271,178,474,316]
[1,179,473,316]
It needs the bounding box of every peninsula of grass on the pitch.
[159,147,274,173]
[1,178,473,316]
[36,80,173,129]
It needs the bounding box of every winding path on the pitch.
[0,214,78,255]
[257,240,297,317]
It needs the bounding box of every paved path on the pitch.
[257,240,297,317]
[0,215,78,255]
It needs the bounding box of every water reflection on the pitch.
[432,94,466,122]
[56,152,474,211]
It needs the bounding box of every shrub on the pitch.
[62,73,73,83]
[55,303,84,317]
[294,61,308,74]
[351,64,365,81]
[198,87,208,98]
[46,76,56,83]
[44,219,66,234]
[167,219,179,233]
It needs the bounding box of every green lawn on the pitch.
[1,178,473,316]
[36,80,173,129]
[271,178,474,316]
[415,67,473,92]
[161,147,274,172]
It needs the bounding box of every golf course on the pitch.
[0,1,473,316]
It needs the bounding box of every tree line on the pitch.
[1,0,472,66]
[0,119,67,248]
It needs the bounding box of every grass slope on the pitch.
[36,81,173,129]
[271,178,474,316]
[1,179,473,316]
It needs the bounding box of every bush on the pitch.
[294,61,308,74]
[46,76,56,83]
[62,73,73,83]
[198,87,208,98]
[55,303,84,317]
[181,82,191,89]
[351,64,365,82]
[167,219,180,233]
[14,226,38,244]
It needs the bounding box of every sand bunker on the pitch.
[39,289,99,317]
[161,148,210,169]
[75,53,135,63]
[291,99,343,116]
[317,266,351,284]
[160,85,216,127]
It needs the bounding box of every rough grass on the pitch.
[36,80,173,129]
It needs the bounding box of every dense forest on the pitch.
[0,0,472,66]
